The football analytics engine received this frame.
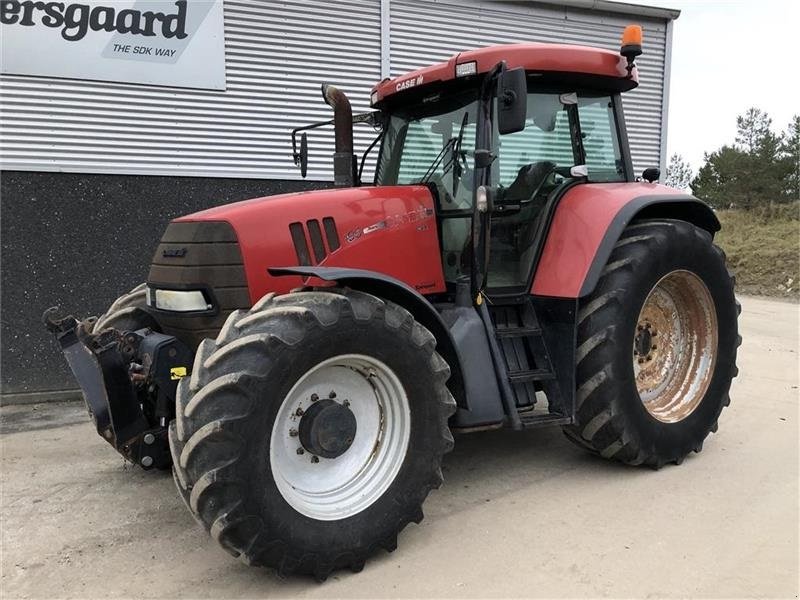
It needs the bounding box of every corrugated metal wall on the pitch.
[0,0,668,179]
[0,0,381,181]
[390,0,667,174]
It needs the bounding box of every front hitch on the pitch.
[43,307,192,469]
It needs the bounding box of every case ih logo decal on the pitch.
[395,74,424,91]
[162,247,187,258]
[0,0,189,42]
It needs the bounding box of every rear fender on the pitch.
[531,184,719,298]
[269,266,467,408]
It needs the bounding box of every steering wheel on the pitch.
[523,164,562,205]
[494,160,558,209]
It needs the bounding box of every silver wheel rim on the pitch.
[270,354,411,521]
[633,270,718,423]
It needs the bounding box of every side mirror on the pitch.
[298,133,308,178]
[497,67,527,135]
[642,167,660,183]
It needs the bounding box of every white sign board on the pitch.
[0,0,226,90]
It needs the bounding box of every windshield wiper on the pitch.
[416,111,471,184]
[451,111,470,189]
[417,137,457,183]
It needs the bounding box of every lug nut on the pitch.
[343,399,350,408]
[289,429,298,437]
[329,391,336,399]
[295,407,305,416]
[652,344,657,350]
[143,433,155,445]
[310,393,319,402]
[638,358,645,364]
[296,447,304,455]
[141,456,153,467]
[311,456,319,463]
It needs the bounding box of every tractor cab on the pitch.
[375,41,643,298]
[296,35,642,299]
[374,73,630,292]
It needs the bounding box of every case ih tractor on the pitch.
[45,26,740,579]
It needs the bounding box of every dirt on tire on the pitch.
[169,288,456,579]
[563,219,741,468]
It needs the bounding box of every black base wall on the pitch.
[1,170,328,397]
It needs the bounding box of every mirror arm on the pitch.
[358,130,384,185]
[291,111,383,171]
[291,119,333,165]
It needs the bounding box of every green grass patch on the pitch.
[715,202,800,300]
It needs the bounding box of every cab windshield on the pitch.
[376,90,479,211]
[376,86,626,286]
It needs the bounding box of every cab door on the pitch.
[484,92,628,294]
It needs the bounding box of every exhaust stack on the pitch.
[321,83,356,187]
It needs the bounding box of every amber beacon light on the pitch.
[620,24,643,74]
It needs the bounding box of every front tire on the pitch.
[92,282,159,333]
[563,219,740,467]
[169,289,455,578]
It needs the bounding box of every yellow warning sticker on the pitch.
[170,366,188,380]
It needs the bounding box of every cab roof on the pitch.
[371,43,638,106]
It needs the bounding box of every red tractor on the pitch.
[45,26,740,579]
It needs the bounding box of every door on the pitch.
[485,91,627,292]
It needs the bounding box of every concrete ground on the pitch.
[1,295,798,599]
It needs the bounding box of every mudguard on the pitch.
[531,183,719,298]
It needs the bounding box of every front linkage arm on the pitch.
[43,307,192,470]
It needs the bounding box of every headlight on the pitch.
[148,287,211,312]
[455,61,477,77]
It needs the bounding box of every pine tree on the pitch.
[735,108,778,155]
[782,115,800,201]
[693,108,790,210]
[665,153,693,190]
[691,146,747,209]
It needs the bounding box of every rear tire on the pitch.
[563,219,740,468]
[169,289,455,579]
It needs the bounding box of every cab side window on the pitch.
[578,96,625,182]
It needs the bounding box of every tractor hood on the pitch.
[172,185,446,303]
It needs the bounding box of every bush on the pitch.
[715,201,800,299]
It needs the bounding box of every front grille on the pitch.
[147,221,250,350]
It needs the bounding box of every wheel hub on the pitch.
[298,398,357,459]
[633,270,718,423]
[270,354,411,521]
[634,323,657,362]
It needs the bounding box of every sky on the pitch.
[635,0,799,171]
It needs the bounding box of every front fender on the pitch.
[531,183,719,298]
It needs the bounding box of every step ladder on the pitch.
[488,300,572,429]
